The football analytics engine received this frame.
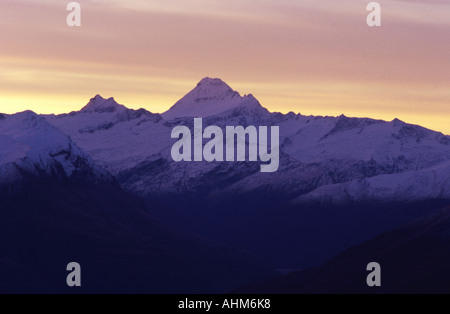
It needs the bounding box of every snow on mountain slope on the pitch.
[43,78,450,205]
[0,110,109,186]
[0,135,29,166]
[162,77,260,119]
[279,115,450,168]
[221,115,450,200]
[293,160,450,205]
[80,94,128,113]
[45,95,168,171]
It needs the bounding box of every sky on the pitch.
[0,0,449,134]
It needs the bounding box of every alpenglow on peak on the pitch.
[81,95,126,113]
[162,77,259,119]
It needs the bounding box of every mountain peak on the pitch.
[81,95,125,113]
[162,77,263,119]
[6,110,49,130]
[0,110,110,183]
[198,77,224,85]
[190,77,240,102]
[197,76,231,87]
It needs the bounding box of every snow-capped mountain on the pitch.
[0,110,109,189]
[294,159,450,204]
[7,77,448,291]
[0,107,274,293]
[43,77,450,267]
[44,95,164,171]
[162,77,260,119]
[45,78,450,204]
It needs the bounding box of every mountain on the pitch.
[44,78,450,269]
[0,110,275,293]
[162,77,261,119]
[80,94,129,113]
[0,110,110,190]
[236,206,450,294]
[293,159,450,204]
[44,95,164,171]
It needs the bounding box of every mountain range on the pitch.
[44,77,450,268]
[45,78,450,206]
[0,109,274,293]
[1,77,449,292]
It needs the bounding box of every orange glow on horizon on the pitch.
[0,0,449,134]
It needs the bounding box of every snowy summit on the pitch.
[0,111,109,186]
[162,77,259,119]
[81,95,127,113]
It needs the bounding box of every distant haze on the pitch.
[0,0,449,134]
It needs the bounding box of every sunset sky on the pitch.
[0,0,449,134]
